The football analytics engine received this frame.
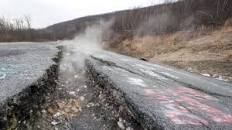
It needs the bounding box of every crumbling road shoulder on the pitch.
[0,43,62,130]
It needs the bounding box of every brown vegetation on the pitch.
[0,16,59,42]
[0,16,33,42]
[109,24,232,81]
[107,0,232,46]
[43,0,232,42]
[101,0,232,81]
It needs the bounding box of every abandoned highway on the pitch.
[0,42,232,130]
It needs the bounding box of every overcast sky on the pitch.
[0,0,165,28]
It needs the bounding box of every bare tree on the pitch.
[24,15,33,40]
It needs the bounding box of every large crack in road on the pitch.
[25,45,142,130]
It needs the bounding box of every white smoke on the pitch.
[59,20,113,73]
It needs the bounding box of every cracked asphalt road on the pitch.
[0,42,58,104]
[86,51,232,130]
[1,42,232,130]
[30,45,142,130]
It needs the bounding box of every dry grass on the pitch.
[108,24,232,81]
[113,24,232,57]
[224,18,232,27]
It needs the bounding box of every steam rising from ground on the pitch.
[59,20,112,73]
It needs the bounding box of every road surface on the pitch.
[1,42,232,130]
[86,51,232,130]
[0,42,59,129]
[0,42,58,104]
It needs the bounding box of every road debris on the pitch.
[51,121,60,126]
[79,96,85,101]
[202,73,211,77]
[117,118,126,129]
[0,72,6,79]
[68,91,76,96]
[74,75,78,79]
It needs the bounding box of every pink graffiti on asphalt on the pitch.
[144,86,232,125]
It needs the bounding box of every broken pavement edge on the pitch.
[0,46,63,130]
